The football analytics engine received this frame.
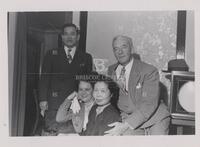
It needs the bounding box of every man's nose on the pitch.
[81,91,86,95]
[95,91,101,96]
[117,49,123,55]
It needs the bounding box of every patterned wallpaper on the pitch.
[87,11,178,102]
[118,12,178,100]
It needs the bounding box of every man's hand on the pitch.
[39,101,48,117]
[120,112,129,120]
[40,101,48,110]
[104,122,129,136]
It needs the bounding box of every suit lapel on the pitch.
[110,60,141,92]
[128,59,141,102]
[70,48,78,64]
[110,63,119,81]
[79,103,85,125]
[60,46,79,64]
[71,50,85,67]
[58,47,69,63]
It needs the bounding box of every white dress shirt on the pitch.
[64,45,76,59]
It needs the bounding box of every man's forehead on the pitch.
[114,37,129,45]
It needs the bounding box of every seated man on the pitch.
[106,35,170,135]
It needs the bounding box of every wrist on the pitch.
[123,121,129,127]
[123,121,133,129]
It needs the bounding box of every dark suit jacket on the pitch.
[39,48,93,110]
[108,59,170,129]
[82,104,121,136]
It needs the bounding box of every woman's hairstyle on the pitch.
[75,71,99,90]
[75,72,119,109]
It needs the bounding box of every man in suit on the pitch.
[39,23,93,133]
[105,35,170,135]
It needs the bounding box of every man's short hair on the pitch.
[112,35,133,50]
[61,23,79,34]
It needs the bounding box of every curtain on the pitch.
[11,12,27,136]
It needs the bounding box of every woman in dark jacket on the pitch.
[82,74,121,136]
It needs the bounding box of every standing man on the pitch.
[39,23,93,134]
[106,35,170,135]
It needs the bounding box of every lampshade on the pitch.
[178,81,195,113]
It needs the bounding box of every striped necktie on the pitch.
[118,66,126,91]
[67,48,72,63]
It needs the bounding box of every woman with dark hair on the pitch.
[56,72,98,134]
[82,74,121,136]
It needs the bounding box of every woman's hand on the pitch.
[67,91,78,101]
[61,91,78,110]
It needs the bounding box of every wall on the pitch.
[27,12,72,30]
[86,11,177,73]
[86,11,178,96]
[185,10,194,72]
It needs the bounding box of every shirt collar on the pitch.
[118,57,134,71]
[64,45,76,58]
[96,103,110,115]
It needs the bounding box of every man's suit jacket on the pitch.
[39,48,93,110]
[56,98,88,133]
[108,59,170,129]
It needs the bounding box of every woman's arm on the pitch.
[56,92,77,123]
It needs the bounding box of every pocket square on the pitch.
[136,83,142,89]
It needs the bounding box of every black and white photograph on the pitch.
[0,0,200,147]
[7,10,195,136]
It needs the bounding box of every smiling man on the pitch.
[106,35,170,135]
[38,23,93,134]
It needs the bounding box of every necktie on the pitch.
[67,48,72,63]
[118,66,126,91]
